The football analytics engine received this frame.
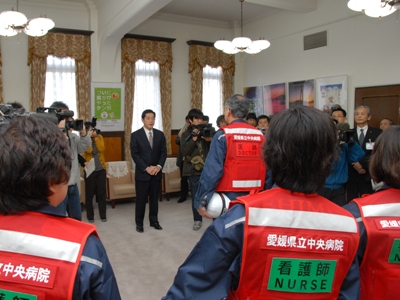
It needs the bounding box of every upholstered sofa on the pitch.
[162,167,181,201]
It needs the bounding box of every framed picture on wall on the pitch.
[244,86,263,117]
[315,75,348,114]
[263,83,286,117]
[288,80,315,108]
[91,82,125,132]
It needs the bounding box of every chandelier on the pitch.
[347,0,399,19]
[0,0,55,37]
[214,0,270,55]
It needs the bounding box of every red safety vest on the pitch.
[215,122,266,192]
[228,188,359,300]
[0,212,97,300]
[352,188,400,300]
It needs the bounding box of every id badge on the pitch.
[366,142,374,150]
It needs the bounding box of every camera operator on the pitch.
[317,112,365,206]
[181,109,212,230]
[50,101,91,221]
[83,119,107,223]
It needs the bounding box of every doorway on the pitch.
[354,84,400,128]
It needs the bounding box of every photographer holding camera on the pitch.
[50,101,91,221]
[181,109,212,230]
[83,118,107,223]
[317,107,365,206]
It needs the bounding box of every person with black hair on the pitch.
[202,115,210,124]
[257,114,270,131]
[245,112,257,127]
[216,114,227,128]
[50,101,91,221]
[83,122,107,223]
[163,106,360,299]
[181,109,211,230]
[0,115,121,299]
[175,115,190,203]
[130,109,167,233]
[344,125,400,299]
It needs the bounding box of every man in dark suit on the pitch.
[347,105,382,202]
[130,109,167,233]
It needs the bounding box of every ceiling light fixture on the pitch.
[347,0,399,19]
[214,0,270,55]
[0,0,55,37]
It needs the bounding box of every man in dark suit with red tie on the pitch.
[347,105,382,202]
[130,109,167,233]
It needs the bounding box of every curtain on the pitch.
[28,33,91,120]
[202,65,223,127]
[132,60,163,132]
[188,44,235,109]
[44,56,77,112]
[121,38,173,159]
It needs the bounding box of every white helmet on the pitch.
[207,193,231,218]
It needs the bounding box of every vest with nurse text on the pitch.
[352,188,400,300]
[228,188,359,300]
[215,122,266,193]
[0,212,97,300]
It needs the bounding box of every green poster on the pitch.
[94,87,122,120]
[267,258,337,293]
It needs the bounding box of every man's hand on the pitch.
[352,162,366,174]
[197,206,214,219]
[146,165,161,176]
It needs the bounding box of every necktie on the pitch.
[149,131,153,148]
[359,128,364,146]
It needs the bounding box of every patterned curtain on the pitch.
[28,33,91,120]
[121,38,173,159]
[0,40,3,104]
[188,45,235,109]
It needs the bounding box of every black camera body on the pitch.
[85,117,101,134]
[189,123,216,138]
[338,129,355,144]
[36,107,83,131]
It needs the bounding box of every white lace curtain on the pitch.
[44,55,77,114]
[132,59,163,132]
[202,65,222,127]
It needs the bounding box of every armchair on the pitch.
[162,167,181,201]
[106,161,136,208]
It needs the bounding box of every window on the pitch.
[132,59,163,132]
[44,55,77,114]
[202,65,223,127]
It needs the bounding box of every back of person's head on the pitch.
[203,115,209,122]
[370,126,400,188]
[187,108,203,121]
[225,94,250,119]
[0,116,71,215]
[264,106,338,193]
[50,101,69,111]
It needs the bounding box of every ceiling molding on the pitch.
[150,12,231,29]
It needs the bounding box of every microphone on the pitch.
[336,122,350,131]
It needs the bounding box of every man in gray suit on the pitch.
[130,109,167,233]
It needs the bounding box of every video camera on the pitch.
[336,122,355,144]
[189,123,216,138]
[36,107,83,131]
[85,116,101,135]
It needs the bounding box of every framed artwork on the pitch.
[244,86,263,117]
[288,80,315,108]
[315,75,348,114]
[263,83,286,116]
[91,82,125,132]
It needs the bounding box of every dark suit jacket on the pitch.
[349,126,382,182]
[130,127,167,181]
